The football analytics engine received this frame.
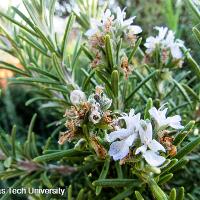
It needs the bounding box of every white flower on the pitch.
[135,120,166,167]
[85,9,114,37]
[106,109,141,160]
[144,26,184,59]
[149,105,184,130]
[144,36,160,54]
[164,30,184,59]
[155,26,168,41]
[70,90,86,105]
[144,27,167,54]
[115,7,135,27]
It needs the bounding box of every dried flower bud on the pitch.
[70,90,86,105]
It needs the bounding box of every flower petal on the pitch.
[154,26,168,40]
[123,17,135,27]
[167,115,184,129]
[148,139,166,153]
[135,145,147,155]
[143,150,166,167]
[91,18,102,27]
[120,113,141,131]
[125,133,138,146]
[108,140,130,160]
[85,28,98,37]
[149,107,168,129]
[170,45,182,59]
[106,129,130,143]
[139,120,153,143]
[129,25,142,34]
[149,107,160,120]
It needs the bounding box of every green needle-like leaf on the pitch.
[11,125,17,159]
[105,35,114,69]
[93,179,137,187]
[128,37,142,62]
[135,191,145,200]
[144,98,153,119]
[111,186,135,200]
[175,136,200,160]
[125,70,158,104]
[62,13,76,64]
[33,149,90,162]
[95,156,110,196]
[169,188,176,200]
[148,179,168,200]
[111,70,119,98]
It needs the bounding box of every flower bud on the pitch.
[70,90,86,105]
[89,110,101,124]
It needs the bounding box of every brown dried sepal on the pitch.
[59,120,77,144]
[64,102,90,122]
[64,106,78,118]
[89,33,104,49]
[160,135,177,157]
[91,52,101,68]
[79,102,91,119]
[90,136,107,159]
[58,131,75,145]
[121,56,132,79]
[127,32,138,46]
[104,17,113,33]
[161,48,169,64]
[102,111,112,124]
[168,145,177,157]
[95,86,104,96]
[119,151,132,165]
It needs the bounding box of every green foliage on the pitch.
[0,0,199,199]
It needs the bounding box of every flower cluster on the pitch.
[86,7,142,40]
[60,89,184,167]
[85,7,142,49]
[106,105,183,167]
[85,7,142,77]
[58,87,113,144]
[144,27,184,68]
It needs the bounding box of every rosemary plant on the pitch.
[0,0,199,199]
